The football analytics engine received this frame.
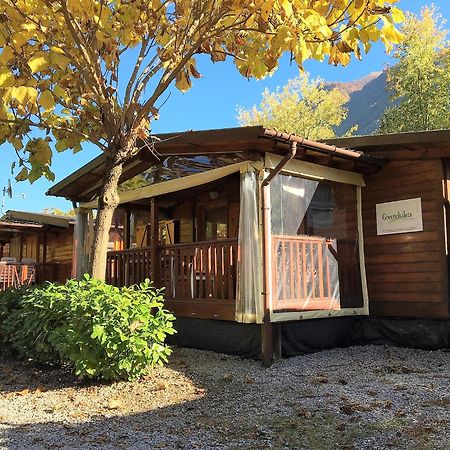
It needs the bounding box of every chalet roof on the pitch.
[323,129,450,158]
[46,126,382,203]
[0,210,74,229]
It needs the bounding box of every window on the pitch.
[198,201,228,241]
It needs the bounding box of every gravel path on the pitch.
[0,345,449,450]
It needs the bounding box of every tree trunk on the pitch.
[90,156,124,280]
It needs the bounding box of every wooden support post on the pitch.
[19,235,23,262]
[36,233,41,263]
[124,209,131,249]
[261,183,275,367]
[42,229,47,263]
[72,208,88,279]
[261,316,274,367]
[150,198,159,283]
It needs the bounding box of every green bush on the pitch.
[0,276,176,380]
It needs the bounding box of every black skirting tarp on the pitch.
[281,316,450,356]
[167,316,450,359]
[166,317,261,359]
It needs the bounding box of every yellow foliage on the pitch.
[0,69,14,88]
[28,53,50,74]
[0,0,404,183]
[39,90,55,112]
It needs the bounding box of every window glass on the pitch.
[204,206,228,240]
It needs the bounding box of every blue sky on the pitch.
[1,1,449,213]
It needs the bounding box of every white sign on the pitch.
[376,198,423,236]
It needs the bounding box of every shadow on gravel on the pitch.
[0,357,109,394]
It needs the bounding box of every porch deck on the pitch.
[105,234,360,320]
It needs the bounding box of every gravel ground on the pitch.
[0,345,449,450]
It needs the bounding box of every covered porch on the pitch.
[74,162,372,323]
[104,169,242,320]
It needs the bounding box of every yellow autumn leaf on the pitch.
[0,47,14,65]
[21,23,38,32]
[32,139,52,165]
[15,167,28,181]
[11,30,32,48]
[50,46,65,54]
[10,86,38,106]
[175,70,192,93]
[39,90,55,112]
[53,84,70,102]
[0,69,14,88]
[28,53,50,73]
[49,52,70,69]
[9,137,23,151]
[382,23,403,45]
[10,86,28,105]
[261,0,275,21]
[391,7,405,24]
[280,0,293,17]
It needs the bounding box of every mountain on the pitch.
[328,70,390,136]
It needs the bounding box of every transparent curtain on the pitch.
[269,174,362,313]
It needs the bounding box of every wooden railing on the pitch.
[106,247,152,287]
[35,263,58,285]
[105,239,238,302]
[271,235,341,311]
[0,263,58,291]
[159,239,238,301]
[0,264,21,290]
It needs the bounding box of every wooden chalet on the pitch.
[0,210,74,289]
[46,126,450,361]
[0,210,124,290]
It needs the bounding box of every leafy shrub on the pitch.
[0,276,176,380]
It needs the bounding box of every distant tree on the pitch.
[379,6,450,133]
[237,73,355,140]
[42,207,75,216]
[0,1,404,279]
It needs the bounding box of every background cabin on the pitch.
[0,210,75,289]
[0,210,124,290]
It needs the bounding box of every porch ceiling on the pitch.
[47,126,383,203]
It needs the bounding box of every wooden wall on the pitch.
[362,159,449,319]
[44,227,73,282]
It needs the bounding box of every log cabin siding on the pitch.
[362,159,449,319]
[44,228,74,283]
